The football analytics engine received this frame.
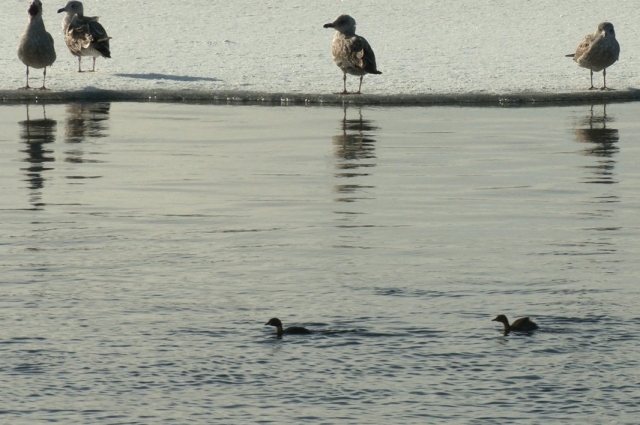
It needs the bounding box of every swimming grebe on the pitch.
[264,318,311,337]
[492,314,538,335]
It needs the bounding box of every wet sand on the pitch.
[3,88,640,106]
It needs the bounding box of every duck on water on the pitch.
[492,314,538,335]
[265,318,311,337]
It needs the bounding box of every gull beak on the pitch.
[323,23,335,28]
[57,7,66,13]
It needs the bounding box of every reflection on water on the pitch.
[17,103,110,210]
[19,104,57,210]
[570,104,619,262]
[64,102,110,164]
[332,106,378,203]
[574,104,619,185]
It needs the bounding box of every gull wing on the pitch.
[352,36,381,74]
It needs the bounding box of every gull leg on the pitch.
[78,57,83,73]
[39,67,49,90]
[355,76,363,94]
[588,69,595,90]
[20,66,31,90]
[91,57,96,72]
[601,68,614,90]
[335,73,348,95]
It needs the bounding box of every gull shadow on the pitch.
[115,73,222,82]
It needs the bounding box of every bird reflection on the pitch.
[332,106,378,203]
[569,104,619,262]
[19,104,57,210]
[574,104,618,184]
[64,102,110,163]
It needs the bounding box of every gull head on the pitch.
[58,1,84,16]
[598,22,615,38]
[324,14,357,36]
[28,0,43,18]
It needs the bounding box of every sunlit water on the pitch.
[1,102,639,424]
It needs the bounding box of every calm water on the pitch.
[1,102,639,424]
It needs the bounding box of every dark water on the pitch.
[1,102,639,424]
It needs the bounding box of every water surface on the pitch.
[1,102,639,424]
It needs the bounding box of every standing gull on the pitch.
[566,22,620,90]
[58,1,111,72]
[323,15,382,95]
[17,0,57,90]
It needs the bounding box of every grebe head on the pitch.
[492,314,509,325]
[265,318,283,328]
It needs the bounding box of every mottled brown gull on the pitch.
[17,0,57,90]
[323,15,382,95]
[58,1,111,72]
[566,22,620,90]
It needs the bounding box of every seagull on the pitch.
[323,15,382,95]
[58,1,111,72]
[566,22,620,90]
[17,0,57,90]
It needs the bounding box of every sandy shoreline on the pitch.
[4,1,640,96]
